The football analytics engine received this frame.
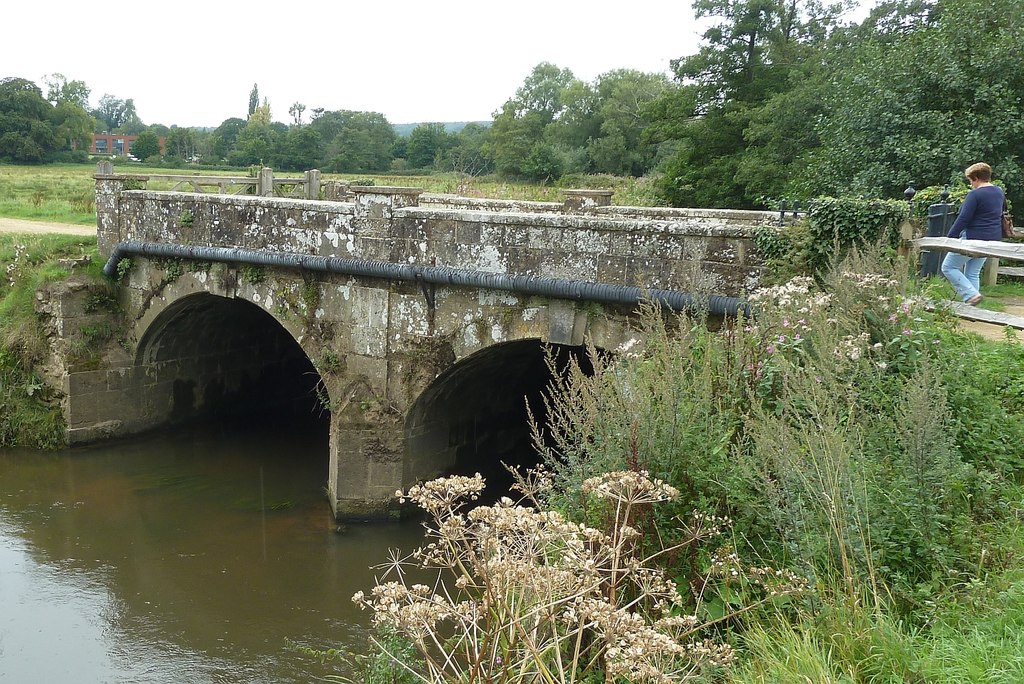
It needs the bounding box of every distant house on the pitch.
[89,133,166,157]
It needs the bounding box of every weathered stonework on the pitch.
[64,169,775,519]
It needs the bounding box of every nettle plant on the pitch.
[353,469,805,684]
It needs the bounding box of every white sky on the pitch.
[3,0,876,128]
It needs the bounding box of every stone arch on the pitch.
[403,338,595,499]
[133,291,325,425]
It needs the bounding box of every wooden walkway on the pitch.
[939,301,1024,330]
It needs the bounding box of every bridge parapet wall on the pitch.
[97,177,772,296]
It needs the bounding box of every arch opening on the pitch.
[136,293,326,428]
[405,339,596,502]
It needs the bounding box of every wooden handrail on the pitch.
[913,237,1024,262]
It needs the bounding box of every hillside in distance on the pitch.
[392,121,490,137]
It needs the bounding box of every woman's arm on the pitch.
[947,190,979,237]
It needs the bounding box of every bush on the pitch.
[753,196,909,281]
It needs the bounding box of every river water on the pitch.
[0,417,425,683]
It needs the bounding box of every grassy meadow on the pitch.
[0,162,663,227]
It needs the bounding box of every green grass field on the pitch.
[0,163,662,227]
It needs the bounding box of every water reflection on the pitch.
[0,419,423,683]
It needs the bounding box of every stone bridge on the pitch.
[48,164,778,519]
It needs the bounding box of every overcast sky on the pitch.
[4,1,875,128]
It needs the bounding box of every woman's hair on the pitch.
[965,162,992,182]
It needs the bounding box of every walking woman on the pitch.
[940,162,1005,305]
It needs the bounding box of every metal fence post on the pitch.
[920,197,951,277]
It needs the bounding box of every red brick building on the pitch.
[89,133,166,157]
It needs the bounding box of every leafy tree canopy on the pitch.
[131,130,162,160]
[0,77,77,162]
[806,0,1024,207]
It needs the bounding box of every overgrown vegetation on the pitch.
[348,240,1024,681]
[0,233,100,447]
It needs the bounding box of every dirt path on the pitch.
[0,217,96,236]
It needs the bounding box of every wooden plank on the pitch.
[926,300,1024,330]
[913,237,1024,261]
[999,266,1024,277]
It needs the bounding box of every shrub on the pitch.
[753,197,909,281]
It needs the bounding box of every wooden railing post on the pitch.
[257,167,274,197]
[304,169,322,200]
[983,258,1000,286]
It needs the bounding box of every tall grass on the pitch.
[0,164,100,224]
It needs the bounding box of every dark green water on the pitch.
[0,420,424,683]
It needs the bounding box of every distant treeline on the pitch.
[1,0,1021,209]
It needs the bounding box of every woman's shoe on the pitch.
[967,294,983,305]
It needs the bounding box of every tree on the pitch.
[648,0,847,207]
[0,77,57,162]
[273,125,322,170]
[489,108,549,178]
[507,62,576,123]
[131,130,162,160]
[405,123,454,169]
[51,101,95,153]
[488,63,580,181]
[229,119,277,166]
[288,101,306,126]
[248,84,259,119]
[806,0,1024,208]
[165,126,198,163]
[209,117,246,161]
[586,70,671,176]
[447,122,494,176]
[92,94,141,132]
[310,110,396,172]
[43,73,90,109]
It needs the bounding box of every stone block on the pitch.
[354,236,390,261]
[427,218,456,244]
[350,287,389,357]
[67,370,107,396]
[626,256,661,287]
[504,247,543,275]
[455,221,481,244]
[504,224,529,247]
[546,300,580,346]
[597,255,628,282]
[345,355,388,391]
[105,366,135,391]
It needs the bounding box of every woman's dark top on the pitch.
[947,184,1005,240]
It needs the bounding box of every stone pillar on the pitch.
[95,161,127,258]
[304,169,322,200]
[562,189,613,214]
[351,186,424,248]
[323,180,352,202]
[329,420,404,520]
